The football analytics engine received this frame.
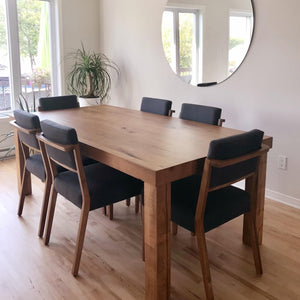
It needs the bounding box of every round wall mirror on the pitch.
[161,0,254,86]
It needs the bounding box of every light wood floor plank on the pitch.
[0,158,299,299]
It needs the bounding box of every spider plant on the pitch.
[17,93,36,112]
[66,43,119,102]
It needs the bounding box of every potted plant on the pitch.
[66,43,119,106]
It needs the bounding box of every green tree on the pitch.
[179,13,193,69]
[229,38,244,50]
[0,3,7,50]
[162,11,194,76]
[17,0,42,72]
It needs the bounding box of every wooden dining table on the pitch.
[13,104,272,299]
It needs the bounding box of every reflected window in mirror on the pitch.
[162,8,201,85]
[229,11,253,75]
[161,0,254,87]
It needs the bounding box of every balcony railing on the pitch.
[0,76,51,111]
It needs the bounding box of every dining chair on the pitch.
[171,129,268,299]
[38,95,79,111]
[180,103,225,126]
[38,119,143,276]
[172,103,226,235]
[11,110,51,238]
[141,96,175,116]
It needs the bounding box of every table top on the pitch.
[36,105,272,185]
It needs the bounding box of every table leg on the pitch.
[243,152,267,245]
[13,127,31,195]
[144,182,171,300]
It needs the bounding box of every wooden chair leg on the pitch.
[72,203,90,276]
[17,168,30,216]
[246,212,263,274]
[44,188,58,246]
[126,198,131,206]
[141,204,145,261]
[38,177,52,238]
[103,206,107,215]
[195,227,214,300]
[135,195,140,214]
[172,222,178,235]
[108,204,113,220]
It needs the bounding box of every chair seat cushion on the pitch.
[54,163,143,210]
[171,175,250,233]
[26,153,67,182]
[26,154,46,181]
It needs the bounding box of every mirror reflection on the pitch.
[161,0,254,86]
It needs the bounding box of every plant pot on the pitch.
[78,97,100,107]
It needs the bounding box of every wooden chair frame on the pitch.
[10,120,51,238]
[37,133,91,276]
[172,117,225,236]
[192,145,269,299]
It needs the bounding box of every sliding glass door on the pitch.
[0,0,59,112]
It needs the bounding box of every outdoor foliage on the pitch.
[162,12,194,72]
[178,13,193,69]
[17,0,42,72]
[0,3,7,48]
[229,38,244,50]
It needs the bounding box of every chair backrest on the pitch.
[40,119,79,171]
[180,103,222,125]
[13,110,41,151]
[38,95,79,111]
[207,129,265,189]
[141,97,173,116]
[195,129,269,229]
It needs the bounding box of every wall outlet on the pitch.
[278,155,288,170]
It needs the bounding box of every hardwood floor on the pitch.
[0,158,299,299]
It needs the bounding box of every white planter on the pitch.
[78,97,100,107]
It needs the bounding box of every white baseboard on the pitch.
[233,182,300,210]
[266,189,300,210]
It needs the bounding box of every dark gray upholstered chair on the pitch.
[11,110,50,238]
[141,96,174,116]
[38,119,143,276]
[171,129,269,299]
[38,95,79,111]
[180,103,225,126]
[172,103,225,235]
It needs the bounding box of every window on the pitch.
[162,8,201,85]
[229,11,253,75]
[0,0,59,112]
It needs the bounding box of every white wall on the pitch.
[58,0,101,93]
[61,0,300,208]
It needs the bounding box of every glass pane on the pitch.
[162,11,175,73]
[17,0,52,111]
[229,15,253,75]
[0,0,11,111]
[178,12,195,84]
